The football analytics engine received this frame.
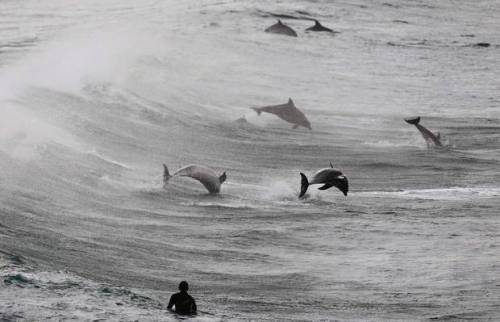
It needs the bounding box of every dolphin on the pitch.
[163,164,226,194]
[305,20,337,33]
[404,116,442,147]
[251,98,312,130]
[265,20,298,37]
[299,162,348,198]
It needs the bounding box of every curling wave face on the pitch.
[0,0,500,320]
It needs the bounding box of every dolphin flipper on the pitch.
[318,183,333,190]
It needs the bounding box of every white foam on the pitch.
[180,201,258,209]
[0,103,82,160]
[357,186,500,200]
[258,178,299,202]
[362,138,425,149]
[87,149,131,169]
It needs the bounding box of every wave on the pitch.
[1,1,499,320]
[356,186,500,200]
[360,161,414,169]
[362,139,425,149]
[180,201,258,210]
[0,250,202,322]
[87,149,132,169]
[0,102,83,161]
[0,36,39,50]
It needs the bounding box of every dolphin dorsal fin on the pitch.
[329,161,333,168]
[278,19,282,24]
[288,98,294,106]
[315,20,321,26]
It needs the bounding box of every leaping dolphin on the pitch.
[265,20,298,37]
[163,164,227,194]
[305,20,337,33]
[404,116,442,147]
[299,162,348,198]
[251,98,312,130]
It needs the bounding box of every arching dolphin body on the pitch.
[299,163,348,198]
[305,20,336,33]
[163,164,226,194]
[404,117,442,147]
[265,20,298,37]
[252,98,312,130]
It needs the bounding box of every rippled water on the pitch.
[1,0,499,320]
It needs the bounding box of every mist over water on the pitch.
[1,0,499,320]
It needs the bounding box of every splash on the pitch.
[259,177,299,202]
[0,103,80,160]
[0,25,169,160]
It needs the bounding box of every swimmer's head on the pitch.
[179,281,189,292]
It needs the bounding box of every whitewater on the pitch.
[1,0,499,321]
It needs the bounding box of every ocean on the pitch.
[0,0,499,320]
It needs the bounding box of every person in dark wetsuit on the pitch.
[167,281,197,315]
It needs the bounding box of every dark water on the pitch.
[1,0,499,320]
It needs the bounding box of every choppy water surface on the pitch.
[1,0,499,320]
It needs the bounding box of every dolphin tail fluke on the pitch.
[163,164,172,184]
[404,116,421,125]
[251,107,262,115]
[299,172,309,198]
[219,172,227,184]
